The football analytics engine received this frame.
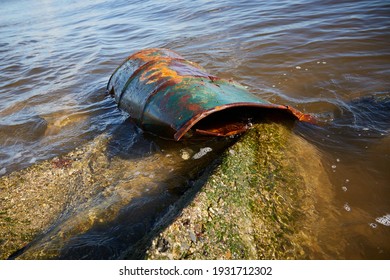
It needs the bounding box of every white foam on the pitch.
[375,214,390,226]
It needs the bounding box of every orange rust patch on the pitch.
[195,122,248,137]
[140,60,184,84]
[285,106,317,124]
[179,94,202,112]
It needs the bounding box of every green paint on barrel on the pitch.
[107,48,315,140]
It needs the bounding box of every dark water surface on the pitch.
[1,0,389,259]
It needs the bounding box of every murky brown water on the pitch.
[1,0,389,259]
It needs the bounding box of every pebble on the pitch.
[189,230,197,243]
[369,223,377,229]
[192,147,212,159]
[180,149,192,160]
[181,152,190,160]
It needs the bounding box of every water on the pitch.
[1,0,389,259]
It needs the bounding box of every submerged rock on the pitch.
[0,135,111,259]
[0,131,228,259]
[146,122,341,260]
[0,121,341,260]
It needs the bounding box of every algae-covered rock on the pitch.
[0,130,229,259]
[146,122,340,259]
[1,121,341,260]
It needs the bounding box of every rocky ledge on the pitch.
[145,122,339,259]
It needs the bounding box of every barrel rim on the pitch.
[174,102,315,140]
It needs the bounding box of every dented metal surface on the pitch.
[107,48,315,140]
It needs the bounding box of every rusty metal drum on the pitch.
[107,48,314,140]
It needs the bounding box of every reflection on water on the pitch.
[1,0,389,259]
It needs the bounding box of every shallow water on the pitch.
[0,0,389,259]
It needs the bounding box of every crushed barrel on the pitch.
[107,48,315,140]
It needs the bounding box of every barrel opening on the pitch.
[188,106,296,138]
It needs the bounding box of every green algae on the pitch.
[146,122,338,260]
